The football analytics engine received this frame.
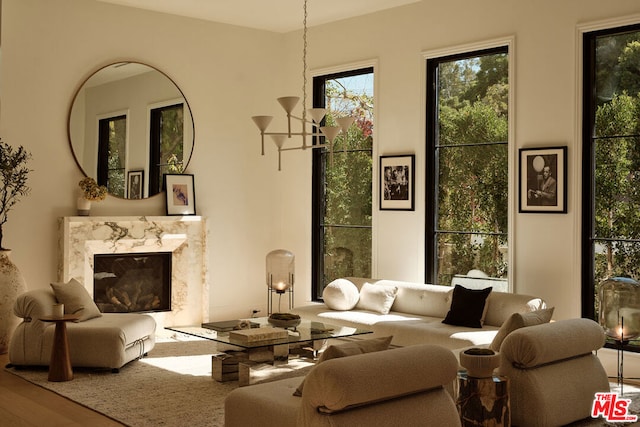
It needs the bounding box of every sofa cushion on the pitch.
[294,336,392,396]
[50,278,102,322]
[483,292,547,327]
[317,335,393,363]
[442,285,492,328]
[356,282,398,314]
[489,307,554,352]
[322,278,360,311]
[381,280,454,318]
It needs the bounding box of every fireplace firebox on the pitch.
[93,252,172,313]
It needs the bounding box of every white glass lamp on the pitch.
[598,276,640,394]
[599,276,640,343]
[266,249,295,314]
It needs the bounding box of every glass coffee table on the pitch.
[166,317,372,385]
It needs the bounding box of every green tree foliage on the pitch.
[106,117,126,197]
[160,106,184,175]
[436,53,509,284]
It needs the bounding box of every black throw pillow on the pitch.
[442,285,492,328]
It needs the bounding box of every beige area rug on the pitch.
[5,336,315,427]
[7,338,640,427]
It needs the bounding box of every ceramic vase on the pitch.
[77,196,91,216]
[0,249,27,354]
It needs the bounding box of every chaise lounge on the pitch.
[9,281,156,372]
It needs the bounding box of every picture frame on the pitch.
[380,154,415,211]
[519,146,567,213]
[164,173,196,215]
[127,170,144,199]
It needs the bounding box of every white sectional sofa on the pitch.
[292,277,547,350]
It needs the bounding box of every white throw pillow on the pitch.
[322,278,360,310]
[356,282,398,314]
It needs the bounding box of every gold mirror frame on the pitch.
[67,61,195,199]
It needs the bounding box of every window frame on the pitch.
[97,113,127,196]
[581,23,640,353]
[425,44,512,287]
[311,66,374,301]
[148,102,185,196]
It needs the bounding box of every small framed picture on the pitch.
[519,146,567,213]
[164,173,196,215]
[127,170,144,199]
[380,154,415,211]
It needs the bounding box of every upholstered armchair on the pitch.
[226,343,462,427]
[498,318,609,426]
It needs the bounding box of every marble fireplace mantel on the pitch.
[58,216,208,328]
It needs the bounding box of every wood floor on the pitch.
[0,352,124,427]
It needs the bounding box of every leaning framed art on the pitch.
[380,154,415,211]
[519,146,567,213]
[127,170,144,199]
[164,173,196,215]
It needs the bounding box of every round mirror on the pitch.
[68,62,194,199]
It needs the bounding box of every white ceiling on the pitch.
[95,0,421,33]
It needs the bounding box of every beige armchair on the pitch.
[9,288,156,371]
[498,318,610,426]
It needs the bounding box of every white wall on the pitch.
[2,0,640,327]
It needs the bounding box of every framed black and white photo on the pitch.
[164,173,196,215]
[127,170,144,199]
[380,154,415,211]
[519,146,567,213]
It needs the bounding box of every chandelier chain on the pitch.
[302,0,308,124]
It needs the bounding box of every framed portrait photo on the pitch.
[380,154,415,211]
[164,173,196,215]
[519,146,567,213]
[127,170,144,200]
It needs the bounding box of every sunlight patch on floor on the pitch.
[140,353,212,376]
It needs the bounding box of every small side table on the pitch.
[457,371,510,426]
[40,314,79,382]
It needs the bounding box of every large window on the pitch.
[582,25,640,349]
[312,68,374,300]
[97,114,127,197]
[426,47,509,287]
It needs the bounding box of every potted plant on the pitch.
[0,138,31,354]
[0,139,31,250]
[77,176,107,215]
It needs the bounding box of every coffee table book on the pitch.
[201,320,259,332]
[228,327,288,343]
